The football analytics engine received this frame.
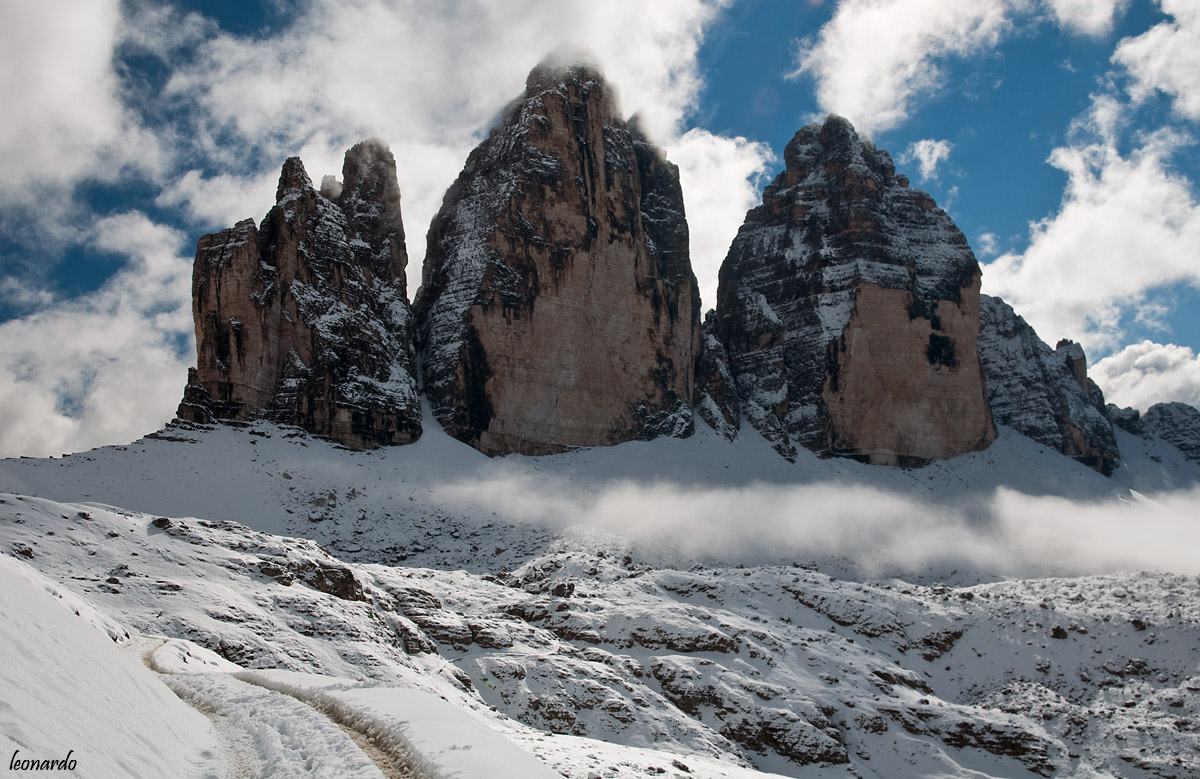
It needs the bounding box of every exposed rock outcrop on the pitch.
[178,140,421,448]
[1105,404,1144,436]
[1142,402,1200,463]
[693,312,740,440]
[414,61,700,456]
[977,295,1118,474]
[713,115,995,465]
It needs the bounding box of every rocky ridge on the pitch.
[977,295,1118,474]
[1110,401,1200,463]
[178,140,420,449]
[712,115,996,465]
[414,61,700,456]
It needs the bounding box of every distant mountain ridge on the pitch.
[176,60,1200,473]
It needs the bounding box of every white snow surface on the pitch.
[0,556,219,779]
[2,415,1200,777]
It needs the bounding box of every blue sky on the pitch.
[1,0,1199,458]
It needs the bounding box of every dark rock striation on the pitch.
[713,115,995,465]
[414,61,700,456]
[178,139,421,448]
[977,295,1118,473]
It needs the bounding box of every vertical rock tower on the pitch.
[178,139,421,448]
[415,61,701,455]
[714,116,995,465]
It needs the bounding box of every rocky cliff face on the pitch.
[414,62,700,456]
[178,139,421,449]
[693,312,740,441]
[977,295,1118,473]
[713,115,995,465]
[1142,402,1200,463]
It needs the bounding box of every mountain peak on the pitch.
[714,114,994,464]
[415,59,699,455]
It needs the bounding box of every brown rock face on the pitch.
[823,283,994,465]
[714,115,995,464]
[178,140,421,448]
[415,62,701,455]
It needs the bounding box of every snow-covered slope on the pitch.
[2,415,1199,777]
[0,556,219,778]
[1,411,1196,576]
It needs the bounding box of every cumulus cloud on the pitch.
[0,277,55,313]
[975,232,1001,257]
[1113,0,1200,120]
[1045,0,1129,37]
[667,129,775,309]
[899,138,954,181]
[435,473,1200,576]
[1091,340,1200,411]
[0,0,164,230]
[790,0,1136,136]
[0,213,192,459]
[983,94,1200,352]
[155,168,288,234]
[789,0,1024,135]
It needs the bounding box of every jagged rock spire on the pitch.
[178,141,421,448]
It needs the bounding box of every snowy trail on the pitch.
[234,674,432,779]
[136,639,260,779]
[160,676,265,779]
[140,640,393,779]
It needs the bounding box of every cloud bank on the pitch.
[434,473,1200,577]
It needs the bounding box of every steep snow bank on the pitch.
[0,555,218,778]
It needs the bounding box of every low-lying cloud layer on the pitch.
[434,474,1200,577]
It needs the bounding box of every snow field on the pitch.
[0,555,219,779]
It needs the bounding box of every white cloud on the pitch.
[976,232,1001,257]
[789,0,1026,135]
[156,169,283,234]
[982,94,1200,353]
[667,129,775,311]
[1091,340,1200,411]
[899,138,954,181]
[1045,0,1129,37]
[0,0,164,224]
[789,0,1136,136]
[435,473,1200,576]
[0,213,193,459]
[0,277,55,313]
[1113,0,1200,120]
